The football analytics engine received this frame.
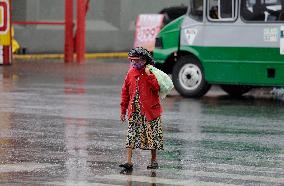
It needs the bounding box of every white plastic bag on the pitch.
[148,65,174,99]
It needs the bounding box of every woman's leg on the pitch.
[119,148,133,169]
[151,149,157,162]
[127,148,133,164]
[147,149,158,169]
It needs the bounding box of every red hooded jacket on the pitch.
[120,67,162,121]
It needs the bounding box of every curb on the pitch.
[13,52,128,60]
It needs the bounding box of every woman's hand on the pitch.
[145,66,151,75]
[120,114,126,123]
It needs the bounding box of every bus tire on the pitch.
[172,55,211,98]
[220,85,252,97]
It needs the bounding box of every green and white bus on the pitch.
[153,0,284,98]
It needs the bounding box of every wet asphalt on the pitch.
[0,58,283,186]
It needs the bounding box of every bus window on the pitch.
[208,0,237,21]
[209,0,219,19]
[241,0,284,22]
[189,0,203,22]
[159,5,188,25]
[219,0,235,19]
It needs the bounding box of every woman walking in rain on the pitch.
[119,47,164,170]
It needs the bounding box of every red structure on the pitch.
[64,0,74,63]
[75,0,88,63]
[0,0,12,65]
[3,46,11,65]
[65,0,89,63]
[13,1,89,64]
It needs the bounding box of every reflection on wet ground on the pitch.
[0,59,283,185]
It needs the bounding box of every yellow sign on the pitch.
[0,0,10,45]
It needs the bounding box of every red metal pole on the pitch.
[64,0,74,63]
[3,46,10,65]
[3,0,12,65]
[75,0,86,63]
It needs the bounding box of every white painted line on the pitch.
[97,174,237,186]
[181,170,284,184]
[0,163,57,173]
[189,162,284,175]
[47,181,121,186]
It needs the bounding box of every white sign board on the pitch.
[134,14,164,51]
[264,28,278,42]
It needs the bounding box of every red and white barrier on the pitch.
[0,0,11,65]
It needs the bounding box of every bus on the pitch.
[153,0,284,98]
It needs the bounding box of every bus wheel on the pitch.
[220,85,252,97]
[172,56,211,98]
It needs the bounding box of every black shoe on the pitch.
[119,162,133,170]
[147,161,158,169]
[120,168,133,175]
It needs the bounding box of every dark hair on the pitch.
[128,47,154,65]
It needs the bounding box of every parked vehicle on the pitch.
[154,0,284,98]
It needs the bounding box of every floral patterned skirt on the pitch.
[126,93,164,150]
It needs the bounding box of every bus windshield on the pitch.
[189,0,204,21]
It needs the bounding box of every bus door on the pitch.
[203,0,240,84]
